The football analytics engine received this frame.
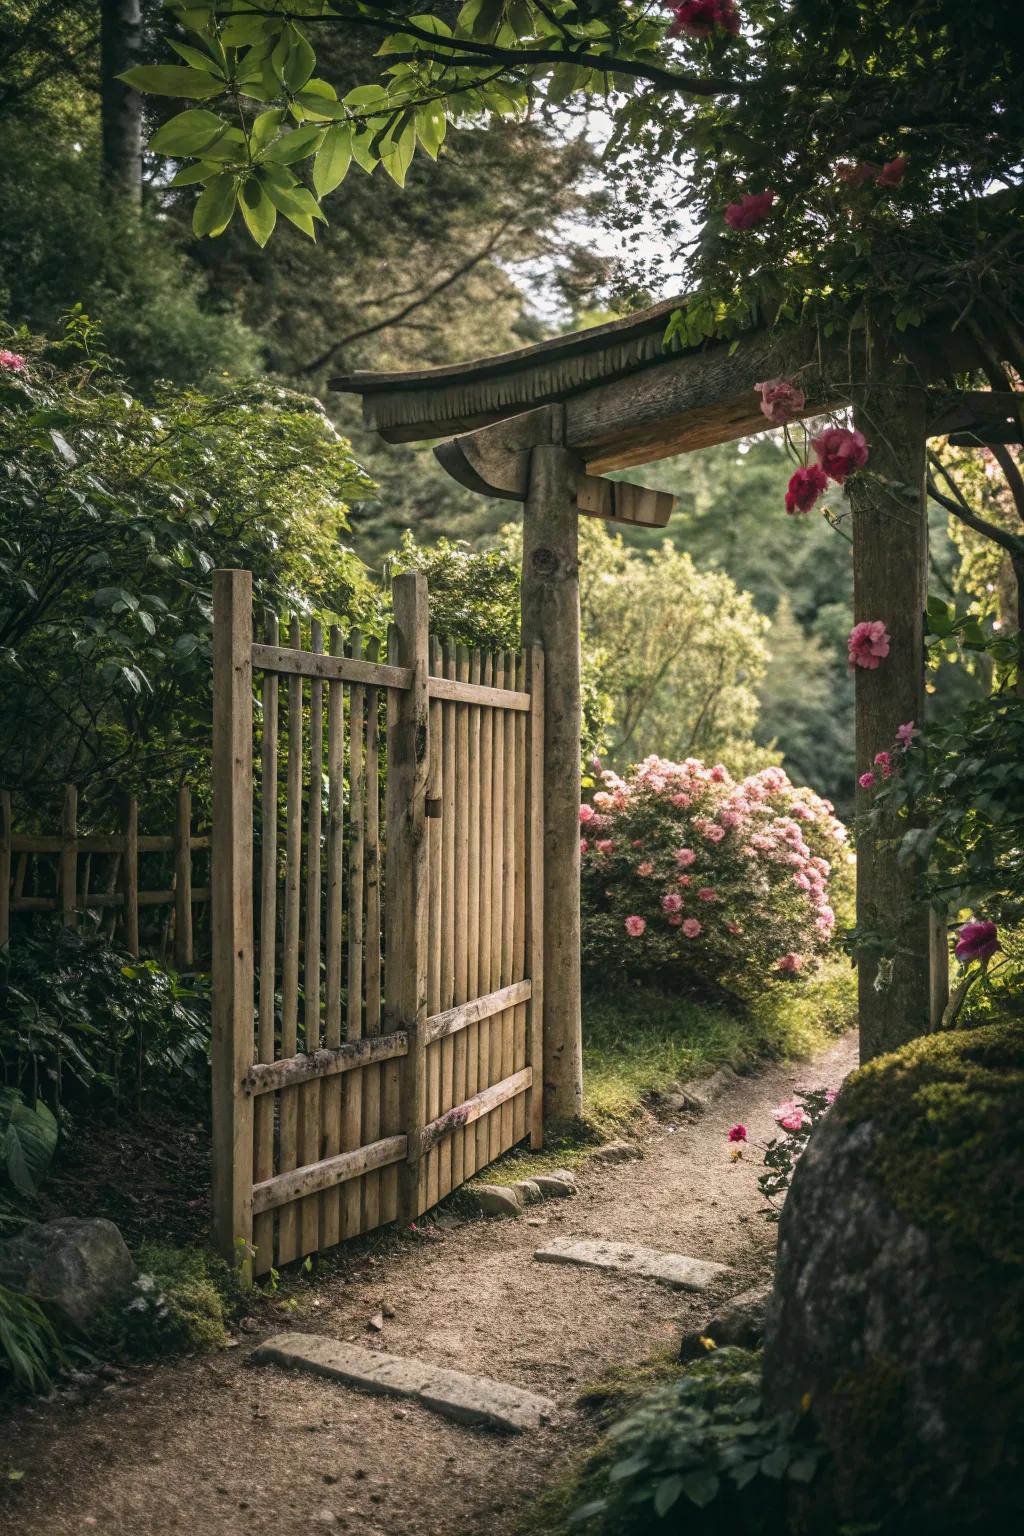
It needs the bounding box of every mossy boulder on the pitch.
[763,1022,1024,1532]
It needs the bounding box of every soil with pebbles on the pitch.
[2,1034,857,1536]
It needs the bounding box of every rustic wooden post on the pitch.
[521,443,584,1126]
[211,569,255,1277]
[385,572,429,1222]
[525,642,546,1148]
[174,785,193,969]
[0,791,10,948]
[61,785,78,928]
[849,354,943,1061]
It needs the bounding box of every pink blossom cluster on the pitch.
[836,154,908,191]
[783,425,870,517]
[724,190,775,230]
[756,377,806,425]
[666,0,741,40]
[0,349,27,372]
[848,619,891,671]
[581,755,848,988]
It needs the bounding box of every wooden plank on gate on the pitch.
[299,619,325,1259]
[512,650,528,1143]
[427,676,530,711]
[439,642,457,1199]
[277,612,304,1266]
[476,652,494,1173]
[343,631,366,1240]
[500,650,517,1153]
[453,645,471,1185]
[385,574,429,1222]
[321,624,345,1249]
[425,636,443,1210]
[419,1068,533,1154]
[489,652,507,1163]
[253,613,279,1273]
[422,981,532,1046]
[253,1135,407,1215]
[245,1031,409,1094]
[211,568,255,1275]
[361,638,383,1230]
[251,643,412,692]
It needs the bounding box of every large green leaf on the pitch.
[313,123,353,196]
[119,64,225,100]
[240,178,278,247]
[263,124,326,165]
[0,1090,58,1198]
[281,27,316,93]
[192,173,238,237]
[149,108,225,156]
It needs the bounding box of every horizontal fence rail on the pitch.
[210,569,545,1279]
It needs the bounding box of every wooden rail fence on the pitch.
[0,784,206,967]
[211,569,545,1277]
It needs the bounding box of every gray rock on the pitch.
[473,1184,521,1217]
[511,1179,543,1205]
[679,1282,771,1360]
[535,1237,730,1292]
[531,1173,577,1198]
[590,1140,641,1164]
[675,1065,738,1114]
[0,1218,135,1332]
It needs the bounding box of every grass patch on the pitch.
[474,959,856,1189]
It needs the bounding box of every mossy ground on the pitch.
[474,959,856,1187]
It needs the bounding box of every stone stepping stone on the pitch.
[534,1237,730,1292]
[250,1333,555,1433]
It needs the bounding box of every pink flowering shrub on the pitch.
[727,1086,837,1221]
[581,755,850,997]
[724,190,775,230]
[667,0,740,40]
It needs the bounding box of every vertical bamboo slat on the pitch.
[425,636,443,1209]
[379,637,401,1225]
[512,649,528,1143]
[343,631,366,1239]
[500,651,517,1150]
[61,785,78,929]
[0,790,11,947]
[123,794,139,957]
[211,569,255,1275]
[386,575,429,1222]
[277,613,303,1266]
[361,638,383,1230]
[527,642,546,1148]
[253,614,279,1273]
[321,624,345,1248]
[439,642,458,1196]
[299,620,324,1258]
[174,786,194,969]
[476,652,494,1173]
[459,645,477,1179]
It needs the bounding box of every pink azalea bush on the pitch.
[667,0,740,40]
[581,755,850,997]
[724,190,775,230]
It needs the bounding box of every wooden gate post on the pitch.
[521,443,584,1126]
[211,569,255,1274]
[386,572,430,1221]
[849,356,945,1061]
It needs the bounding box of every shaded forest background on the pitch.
[0,1,984,814]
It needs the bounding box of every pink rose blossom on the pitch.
[896,720,916,749]
[677,874,692,887]
[637,860,655,877]
[580,838,589,854]
[858,771,876,789]
[877,154,908,187]
[954,919,999,964]
[848,619,891,670]
[667,913,683,927]
[670,792,690,808]
[874,750,893,779]
[793,872,811,890]
[812,426,870,483]
[703,824,726,844]
[593,791,613,810]
[774,1100,809,1132]
[727,1123,748,1143]
[667,0,741,40]
[724,190,775,230]
[675,847,696,868]
[785,464,829,515]
[661,891,684,913]
[755,377,806,425]
[776,952,804,974]
[579,804,597,825]
[0,349,27,372]
[697,887,717,903]
[709,764,730,783]
[682,918,702,938]
[624,915,647,938]
[596,839,614,854]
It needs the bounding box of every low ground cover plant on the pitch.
[581,757,850,998]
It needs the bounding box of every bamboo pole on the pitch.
[277,613,303,1266]
[321,623,345,1248]
[425,634,444,1208]
[253,614,279,1274]
[298,619,324,1258]
[361,636,383,1230]
[512,649,528,1143]
[342,630,366,1239]
[210,569,255,1276]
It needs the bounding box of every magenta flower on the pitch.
[727,1124,748,1143]
[776,952,804,974]
[0,349,27,372]
[579,838,589,855]
[667,913,683,927]
[954,919,999,964]
[596,838,614,854]
[661,890,684,914]
[896,720,916,749]
[682,918,702,938]
[774,1099,809,1131]
[724,190,775,231]
[857,769,876,788]
[579,803,597,825]
[667,0,740,39]
[812,426,869,484]
[877,154,908,187]
[675,847,696,868]
[756,377,806,425]
[848,620,891,670]
[624,914,647,938]
[873,750,894,780]
[785,464,829,515]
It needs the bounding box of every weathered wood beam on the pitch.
[252,1135,407,1215]
[418,1067,532,1154]
[422,980,532,1047]
[575,477,675,528]
[243,1030,409,1096]
[925,388,1022,442]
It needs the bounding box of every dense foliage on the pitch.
[581,755,849,997]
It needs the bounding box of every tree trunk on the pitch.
[847,343,946,1061]
[100,0,142,206]
[521,444,584,1126]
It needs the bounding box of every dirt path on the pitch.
[4,1035,857,1536]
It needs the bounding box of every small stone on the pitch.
[323,1474,339,1486]
[525,1217,548,1228]
[532,1174,576,1199]
[367,1311,385,1333]
[474,1184,521,1218]
[381,1304,396,1319]
[511,1179,544,1205]
[590,1141,641,1164]
[316,1508,337,1524]
[679,1283,772,1361]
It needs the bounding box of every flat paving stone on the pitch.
[534,1237,731,1292]
[250,1333,555,1432]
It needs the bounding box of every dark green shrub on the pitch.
[0,1283,63,1393]
[116,1244,232,1356]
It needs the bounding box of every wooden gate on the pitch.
[210,569,544,1277]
